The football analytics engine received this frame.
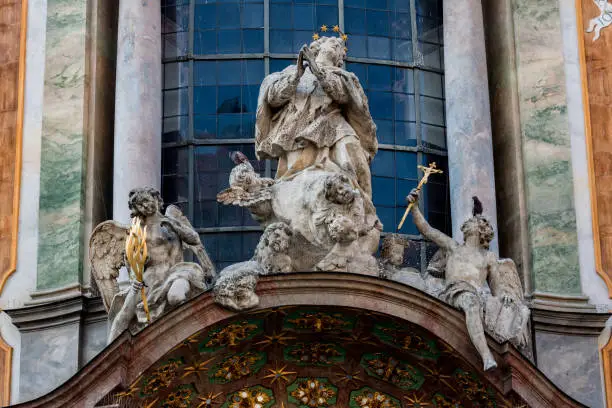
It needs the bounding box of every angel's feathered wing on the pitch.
[216,185,273,207]
[89,220,129,311]
[165,204,216,278]
[489,258,524,300]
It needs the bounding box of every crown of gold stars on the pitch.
[313,25,349,49]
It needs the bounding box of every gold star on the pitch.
[418,363,456,392]
[181,357,215,382]
[255,331,296,348]
[333,25,340,32]
[404,392,432,407]
[313,33,320,40]
[144,398,159,408]
[333,366,361,387]
[115,384,140,400]
[321,25,328,32]
[196,392,223,407]
[263,365,297,384]
[170,333,200,352]
[341,33,348,41]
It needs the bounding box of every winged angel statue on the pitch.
[90,187,215,343]
[406,189,530,371]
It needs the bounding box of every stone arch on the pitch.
[11,273,584,407]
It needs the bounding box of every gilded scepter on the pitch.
[125,217,151,322]
[397,162,444,231]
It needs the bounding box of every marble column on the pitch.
[113,0,162,223]
[443,0,499,252]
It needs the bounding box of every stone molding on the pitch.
[6,294,106,333]
[530,291,610,335]
[8,273,585,408]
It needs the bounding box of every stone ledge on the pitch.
[530,291,610,335]
[6,295,107,332]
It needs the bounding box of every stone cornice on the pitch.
[8,273,585,408]
[530,291,610,335]
[5,295,107,332]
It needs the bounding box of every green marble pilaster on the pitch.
[37,0,88,290]
[512,0,581,295]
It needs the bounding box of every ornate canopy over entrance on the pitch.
[11,273,584,408]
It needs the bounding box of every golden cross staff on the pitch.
[397,162,444,231]
[125,218,151,323]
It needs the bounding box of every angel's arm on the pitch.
[163,217,201,246]
[407,189,456,250]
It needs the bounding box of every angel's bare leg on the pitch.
[456,292,497,371]
[108,281,143,343]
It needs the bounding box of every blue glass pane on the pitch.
[424,182,447,213]
[391,12,411,38]
[242,4,264,28]
[195,5,216,29]
[242,114,256,137]
[218,60,242,84]
[294,5,315,30]
[271,4,293,29]
[367,10,389,36]
[389,0,410,13]
[421,124,446,149]
[194,61,217,86]
[393,67,414,93]
[419,71,443,97]
[345,0,365,8]
[217,4,241,28]
[396,207,418,234]
[243,60,265,84]
[392,38,412,62]
[374,119,393,144]
[270,59,295,73]
[349,35,367,58]
[368,91,393,120]
[162,147,189,175]
[194,31,217,54]
[366,0,388,9]
[164,62,189,89]
[416,0,441,18]
[316,6,338,28]
[163,116,189,143]
[368,64,392,91]
[371,149,394,177]
[347,62,367,82]
[372,176,395,206]
[344,8,366,35]
[394,93,415,121]
[395,121,416,146]
[162,5,190,33]
[243,85,259,112]
[395,151,418,179]
[217,86,242,113]
[243,29,264,52]
[163,88,189,117]
[421,96,444,125]
[270,30,293,53]
[195,202,218,228]
[162,175,189,203]
[194,87,217,115]
[218,30,242,53]
[218,233,243,260]
[294,31,313,52]
[396,178,415,208]
[219,204,244,226]
[194,116,217,139]
[368,36,391,59]
[419,42,441,68]
[376,207,395,232]
[218,114,242,138]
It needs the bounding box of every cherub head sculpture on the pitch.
[309,36,346,67]
[381,234,410,267]
[213,262,260,311]
[256,222,293,254]
[128,187,163,218]
[324,174,356,205]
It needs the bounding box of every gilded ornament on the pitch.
[286,311,350,332]
[285,342,344,366]
[196,392,223,407]
[263,365,297,384]
[350,387,401,408]
[202,320,262,351]
[222,386,274,408]
[181,357,215,382]
[361,353,424,391]
[160,384,195,408]
[333,366,362,387]
[141,359,183,397]
[404,392,432,408]
[210,352,266,383]
[288,378,337,407]
[255,331,296,348]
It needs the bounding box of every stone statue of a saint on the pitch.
[255,36,377,198]
[407,190,530,370]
